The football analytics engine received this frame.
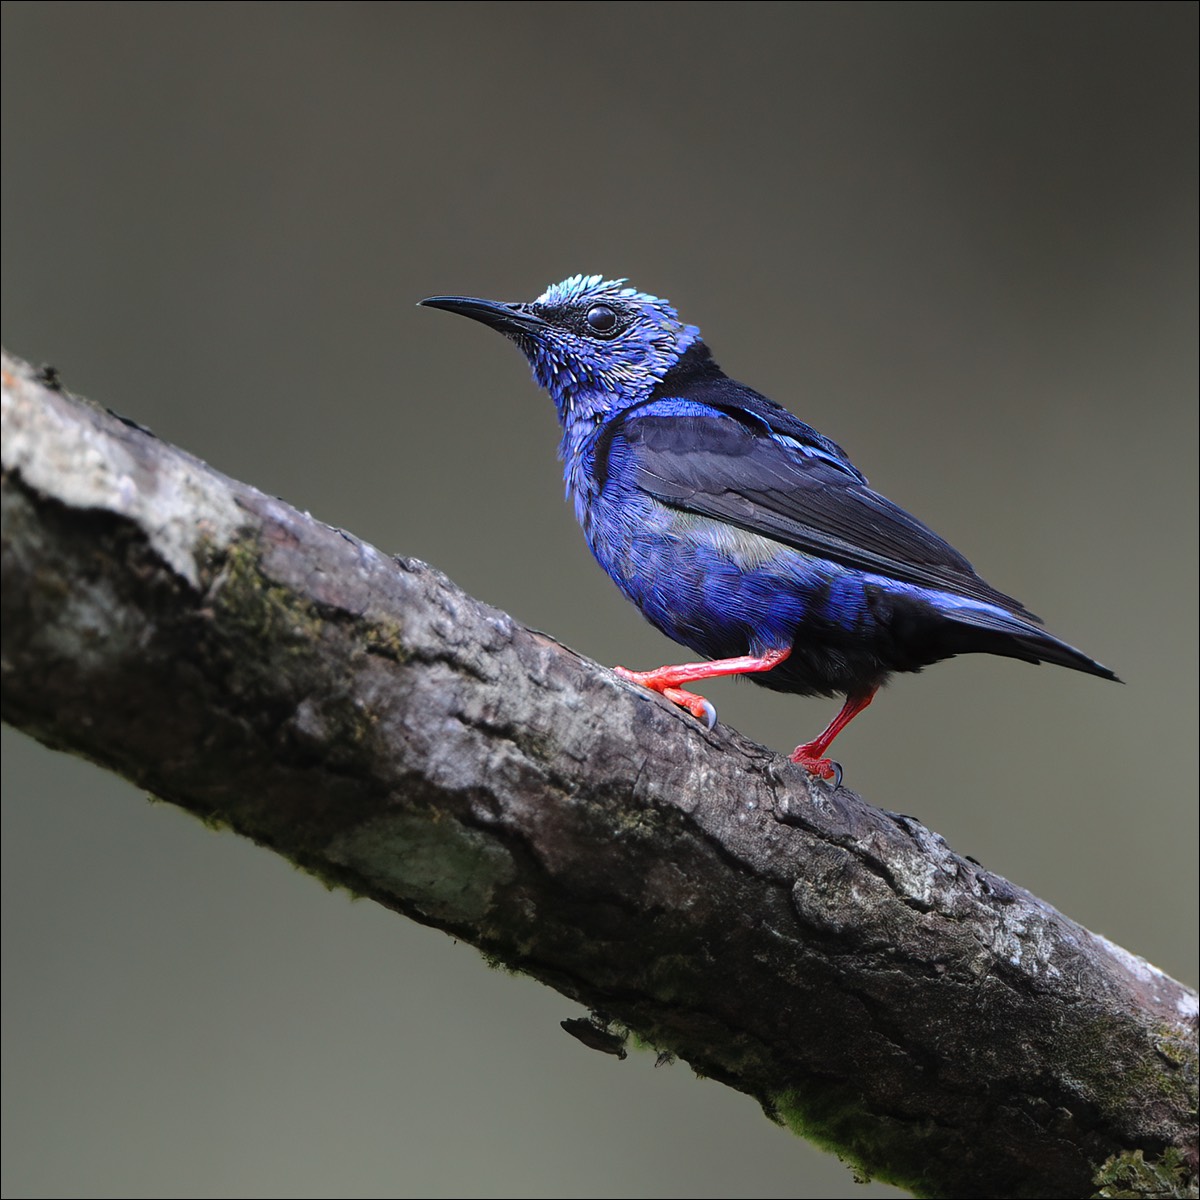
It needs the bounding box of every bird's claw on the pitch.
[789,750,843,789]
[664,687,718,729]
[613,667,718,729]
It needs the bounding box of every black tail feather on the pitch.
[942,606,1120,682]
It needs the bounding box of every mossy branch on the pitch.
[2,350,1196,1199]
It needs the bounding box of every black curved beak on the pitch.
[418,295,547,335]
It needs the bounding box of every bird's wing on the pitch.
[604,403,1038,619]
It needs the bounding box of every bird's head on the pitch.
[420,275,702,424]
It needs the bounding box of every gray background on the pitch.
[2,4,1195,1197]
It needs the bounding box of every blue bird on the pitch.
[420,276,1117,784]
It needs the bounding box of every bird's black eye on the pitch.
[585,304,618,336]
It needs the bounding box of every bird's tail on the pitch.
[938,603,1120,682]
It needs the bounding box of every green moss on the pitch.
[360,616,409,662]
[197,534,398,772]
[1092,1148,1198,1199]
[1154,1025,1199,1074]
[150,791,235,834]
[772,1085,894,1191]
[769,1017,1198,1200]
[196,808,234,833]
[480,951,524,975]
[287,854,367,899]
[209,536,326,656]
[1091,1018,1198,1126]
[204,534,403,670]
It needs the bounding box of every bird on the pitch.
[420,275,1117,785]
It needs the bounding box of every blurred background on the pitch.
[2,4,1195,1197]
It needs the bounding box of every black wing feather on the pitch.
[619,410,1040,620]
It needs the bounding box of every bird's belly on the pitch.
[583,498,894,696]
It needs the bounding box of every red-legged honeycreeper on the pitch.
[420,276,1118,785]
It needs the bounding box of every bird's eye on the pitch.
[585,304,618,336]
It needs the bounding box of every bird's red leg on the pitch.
[614,648,791,729]
[790,688,878,784]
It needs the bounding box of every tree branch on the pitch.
[2,350,1195,1199]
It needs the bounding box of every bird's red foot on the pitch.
[789,746,843,789]
[612,650,790,731]
[614,666,718,729]
[787,690,876,788]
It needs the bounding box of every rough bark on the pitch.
[2,350,1196,1199]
